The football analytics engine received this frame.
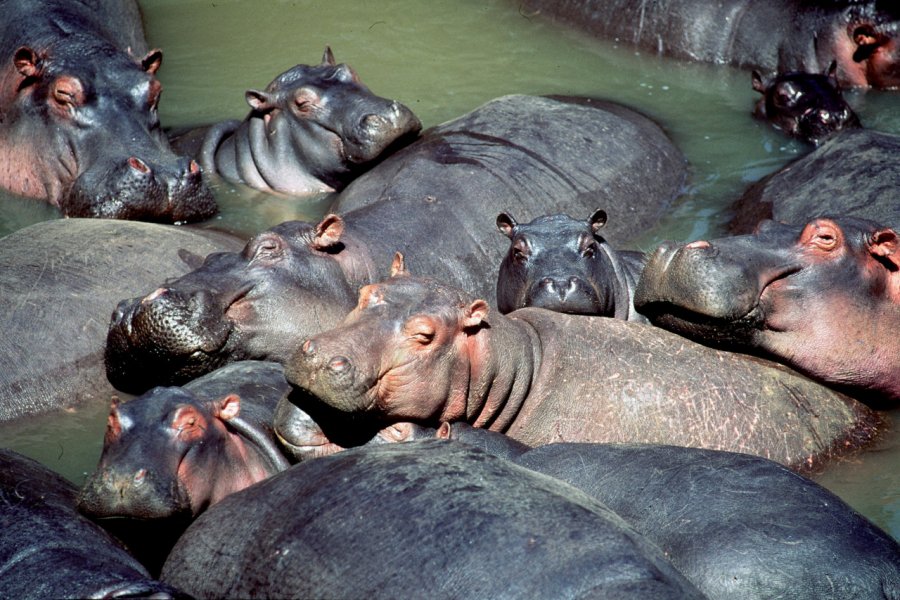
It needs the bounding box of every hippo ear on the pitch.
[390,252,408,277]
[177,248,207,270]
[312,214,344,250]
[436,421,453,440]
[214,394,242,421]
[851,24,885,63]
[245,89,276,112]
[140,49,163,75]
[13,46,42,78]
[496,212,518,239]
[105,397,124,444]
[751,70,766,94]
[869,228,900,264]
[321,46,336,66]
[461,299,489,330]
[378,422,418,443]
[588,209,608,233]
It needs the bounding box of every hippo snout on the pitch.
[526,275,602,315]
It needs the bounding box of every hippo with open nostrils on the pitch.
[730,128,900,233]
[518,0,900,89]
[0,449,188,599]
[0,0,217,221]
[0,218,243,423]
[634,216,900,407]
[160,441,705,600]
[751,62,861,145]
[279,258,882,472]
[495,209,647,321]
[105,94,687,393]
[171,47,421,196]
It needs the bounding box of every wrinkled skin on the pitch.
[0,449,187,599]
[106,94,687,393]
[196,47,421,195]
[751,63,861,145]
[0,0,216,221]
[495,209,647,321]
[519,0,900,89]
[730,128,900,232]
[282,269,882,471]
[634,217,900,406]
[160,441,704,600]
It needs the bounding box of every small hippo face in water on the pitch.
[634,216,900,404]
[203,47,422,195]
[751,63,860,145]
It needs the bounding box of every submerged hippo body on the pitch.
[0,0,216,221]
[495,209,647,321]
[105,94,687,392]
[160,441,704,599]
[635,217,900,406]
[281,270,881,471]
[0,449,185,599]
[520,0,900,89]
[731,128,900,232]
[181,47,421,196]
[0,219,243,422]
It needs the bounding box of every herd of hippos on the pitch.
[2,0,900,598]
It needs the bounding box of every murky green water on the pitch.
[1,0,898,540]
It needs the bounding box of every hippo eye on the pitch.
[249,235,285,262]
[511,240,529,262]
[406,318,436,345]
[581,240,598,258]
[773,83,801,108]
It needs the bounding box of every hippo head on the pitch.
[284,254,490,423]
[634,217,900,403]
[751,63,860,145]
[495,209,619,315]
[4,41,216,221]
[105,216,361,394]
[236,47,421,193]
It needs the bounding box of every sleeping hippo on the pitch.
[495,209,646,321]
[279,257,882,471]
[751,62,861,145]
[173,47,421,196]
[517,0,900,89]
[0,0,216,221]
[105,94,687,393]
[634,216,900,406]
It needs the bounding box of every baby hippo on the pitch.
[495,209,646,321]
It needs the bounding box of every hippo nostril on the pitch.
[539,277,558,292]
[301,339,317,356]
[328,356,351,373]
[127,156,151,175]
[362,114,387,131]
[188,159,201,175]
[133,469,146,486]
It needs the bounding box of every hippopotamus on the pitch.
[172,47,421,196]
[0,218,243,423]
[160,441,704,599]
[0,0,217,221]
[371,423,899,600]
[517,0,900,89]
[495,209,646,321]
[0,448,187,599]
[77,360,292,574]
[634,216,900,406]
[751,62,861,145]
[104,94,687,392]
[280,260,882,471]
[730,128,900,232]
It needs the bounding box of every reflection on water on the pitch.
[0,0,897,540]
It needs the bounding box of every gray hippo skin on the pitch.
[495,209,647,321]
[280,264,882,472]
[400,424,900,600]
[0,0,217,221]
[635,216,900,406]
[160,441,704,600]
[0,449,187,599]
[730,128,900,232]
[174,47,421,196]
[0,218,243,423]
[519,0,900,89]
[750,62,860,145]
[105,94,686,392]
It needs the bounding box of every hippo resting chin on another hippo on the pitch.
[105,94,687,393]
[279,257,882,472]
[635,216,900,406]
[518,0,900,89]
[0,0,217,221]
[171,47,422,196]
[0,218,242,424]
[160,441,705,600]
